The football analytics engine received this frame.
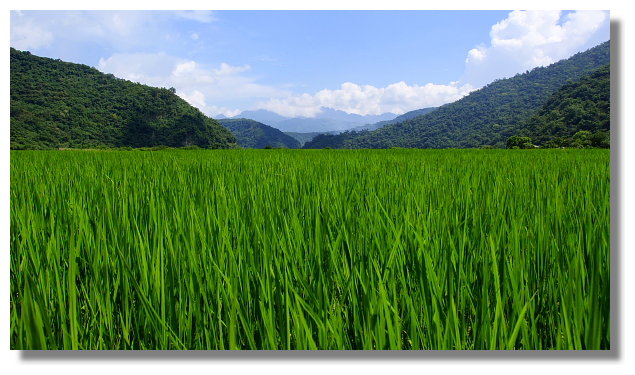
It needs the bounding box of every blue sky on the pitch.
[10,10,610,117]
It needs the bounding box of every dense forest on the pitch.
[218,118,301,149]
[10,48,236,149]
[519,64,610,148]
[304,41,610,149]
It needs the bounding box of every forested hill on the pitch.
[304,41,609,149]
[519,64,610,147]
[218,118,301,149]
[10,48,236,149]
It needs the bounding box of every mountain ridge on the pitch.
[232,108,398,133]
[304,41,610,149]
[10,48,236,149]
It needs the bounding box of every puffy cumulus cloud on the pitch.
[257,81,474,118]
[463,10,609,87]
[97,52,289,117]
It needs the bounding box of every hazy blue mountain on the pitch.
[233,109,289,125]
[232,108,397,133]
[317,108,397,124]
[274,117,359,132]
[347,107,438,132]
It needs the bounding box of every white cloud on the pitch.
[10,13,54,50]
[97,52,289,117]
[175,11,217,23]
[10,10,212,55]
[206,106,242,118]
[257,81,474,118]
[213,62,251,76]
[463,10,609,87]
[11,10,611,121]
[180,90,207,109]
[247,10,609,119]
[466,47,486,63]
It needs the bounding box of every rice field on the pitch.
[10,149,610,350]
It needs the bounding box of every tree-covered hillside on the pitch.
[10,48,236,149]
[519,64,609,148]
[218,118,301,149]
[304,41,609,149]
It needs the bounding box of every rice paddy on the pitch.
[10,149,610,350]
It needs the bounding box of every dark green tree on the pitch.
[506,136,534,149]
[571,131,593,148]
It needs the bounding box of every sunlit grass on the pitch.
[10,149,610,349]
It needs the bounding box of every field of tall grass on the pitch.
[10,149,610,350]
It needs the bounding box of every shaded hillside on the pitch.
[520,64,609,147]
[305,41,609,149]
[302,131,362,149]
[284,131,327,146]
[219,118,301,148]
[10,48,236,149]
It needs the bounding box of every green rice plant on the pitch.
[10,149,610,349]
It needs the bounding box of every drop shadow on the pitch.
[608,17,622,359]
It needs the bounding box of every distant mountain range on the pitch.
[344,107,438,132]
[304,41,610,149]
[230,108,398,133]
[280,107,439,146]
[10,41,610,151]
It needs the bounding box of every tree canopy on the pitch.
[519,64,609,148]
[10,48,236,149]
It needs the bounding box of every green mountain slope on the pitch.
[520,64,609,147]
[219,118,301,149]
[284,131,327,146]
[305,41,609,149]
[10,48,236,149]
